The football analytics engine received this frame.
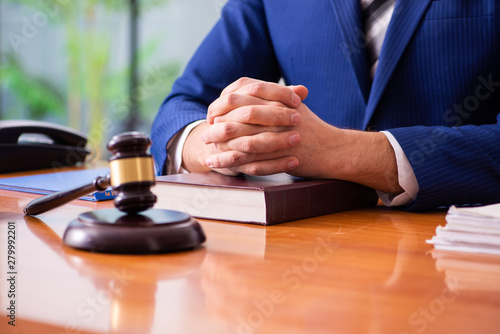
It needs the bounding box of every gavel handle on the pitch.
[23,174,111,216]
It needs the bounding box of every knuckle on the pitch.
[246,165,260,176]
[225,93,239,107]
[228,151,242,165]
[238,77,251,86]
[248,82,264,96]
[240,138,254,152]
[222,122,236,136]
[242,106,256,122]
[274,110,288,125]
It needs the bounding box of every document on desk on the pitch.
[427,203,500,255]
[0,168,115,201]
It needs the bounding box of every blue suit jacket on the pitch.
[152,0,500,211]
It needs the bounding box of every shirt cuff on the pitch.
[166,120,205,174]
[377,131,419,206]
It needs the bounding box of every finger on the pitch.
[219,77,301,105]
[289,85,309,101]
[216,131,300,153]
[220,77,264,96]
[207,92,287,123]
[206,150,257,169]
[236,156,300,176]
[213,105,301,127]
[202,122,286,144]
[234,81,301,107]
[208,167,241,177]
[207,152,299,176]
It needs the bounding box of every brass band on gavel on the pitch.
[109,157,155,187]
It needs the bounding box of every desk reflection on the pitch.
[14,208,500,334]
[198,211,438,334]
[432,250,500,293]
[24,216,206,334]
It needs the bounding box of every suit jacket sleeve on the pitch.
[388,113,500,211]
[151,0,280,174]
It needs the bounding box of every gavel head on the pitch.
[107,132,157,214]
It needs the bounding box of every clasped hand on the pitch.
[201,77,342,178]
[181,77,401,192]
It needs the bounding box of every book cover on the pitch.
[154,172,378,225]
[0,168,115,201]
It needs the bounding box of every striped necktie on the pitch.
[361,0,396,78]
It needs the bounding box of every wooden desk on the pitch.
[1,170,499,334]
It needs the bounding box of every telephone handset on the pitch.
[0,120,91,173]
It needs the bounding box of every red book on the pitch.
[154,172,378,225]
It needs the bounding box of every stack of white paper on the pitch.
[427,203,500,256]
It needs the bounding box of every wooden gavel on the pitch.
[23,132,205,254]
[24,132,157,215]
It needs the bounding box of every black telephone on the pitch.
[0,120,91,173]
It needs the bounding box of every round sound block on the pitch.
[63,208,206,254]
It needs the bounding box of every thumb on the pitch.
[289,85,309,101]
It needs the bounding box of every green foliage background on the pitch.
[0,0,180,158]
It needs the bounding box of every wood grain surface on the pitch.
[0,168,499,334]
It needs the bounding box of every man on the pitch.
[151,0,500,211]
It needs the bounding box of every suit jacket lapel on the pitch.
[363,0,433,129]
[330,0,371,103]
